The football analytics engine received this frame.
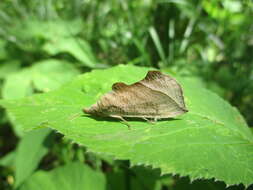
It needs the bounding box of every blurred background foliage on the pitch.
[0,0,252,189]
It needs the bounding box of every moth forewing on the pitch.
[83,71,188,123]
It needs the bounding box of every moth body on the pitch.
[83,71,188,122]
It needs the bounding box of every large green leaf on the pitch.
[15,128,52,187]
[0,151,16,167]
[20,162,106,190]
[10,19,97,68]
[0,65,252,187]
[2,59,80,99]
[43,38,97,68]
[2,68,34,99]
[0,62,21,79]
[31,60,80,92]
[1,60,80,137]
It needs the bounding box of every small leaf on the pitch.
[15,128,52,187]
[0,62,21,79]
[0,151,16,167]
[2,59,80,99]
[43,38,97,68]
[31,59,80,92]
[0,65,252,187]
[20,162,106,190]
[2,69,33,99]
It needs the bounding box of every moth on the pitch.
[83,71,188,126]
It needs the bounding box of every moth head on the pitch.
[83,103,103,116]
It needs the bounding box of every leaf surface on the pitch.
[0,65,252,186]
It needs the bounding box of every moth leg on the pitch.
[142,117,155,124]
[110,115,131,129]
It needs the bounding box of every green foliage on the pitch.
[0,65,252,187]
[20,162,106,190]
[8,19,98,68]
[0,0,253,189]
[0,62,20,79]
[1,60,80,136]
[2,59,80,99]
[15,128,52,187]
[43,37,97,68]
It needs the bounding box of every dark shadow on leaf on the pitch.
[82,114,181,123]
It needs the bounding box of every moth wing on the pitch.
[139,71,187,110]
[112,82,129,91]
[111,82,155,105]
[105,81,185,117]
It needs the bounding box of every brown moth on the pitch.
[83,71,188,125]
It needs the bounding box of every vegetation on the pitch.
[0,0,252,189]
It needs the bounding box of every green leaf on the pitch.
[2,59,80,99]
[0,65,252,187]
[0,151,16,167]
[20,162,106,190]
[1,60,80,136]
[10,19,97,68]
[0,62,21,79]
[15,128,52,187]
[11,19,83,43]
[0,39,7,60]
[31,59,80,92]
[2,69,33,99]
[43,37,97,68]
[149,27,167,67]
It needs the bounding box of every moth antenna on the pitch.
[68,113,82,121]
